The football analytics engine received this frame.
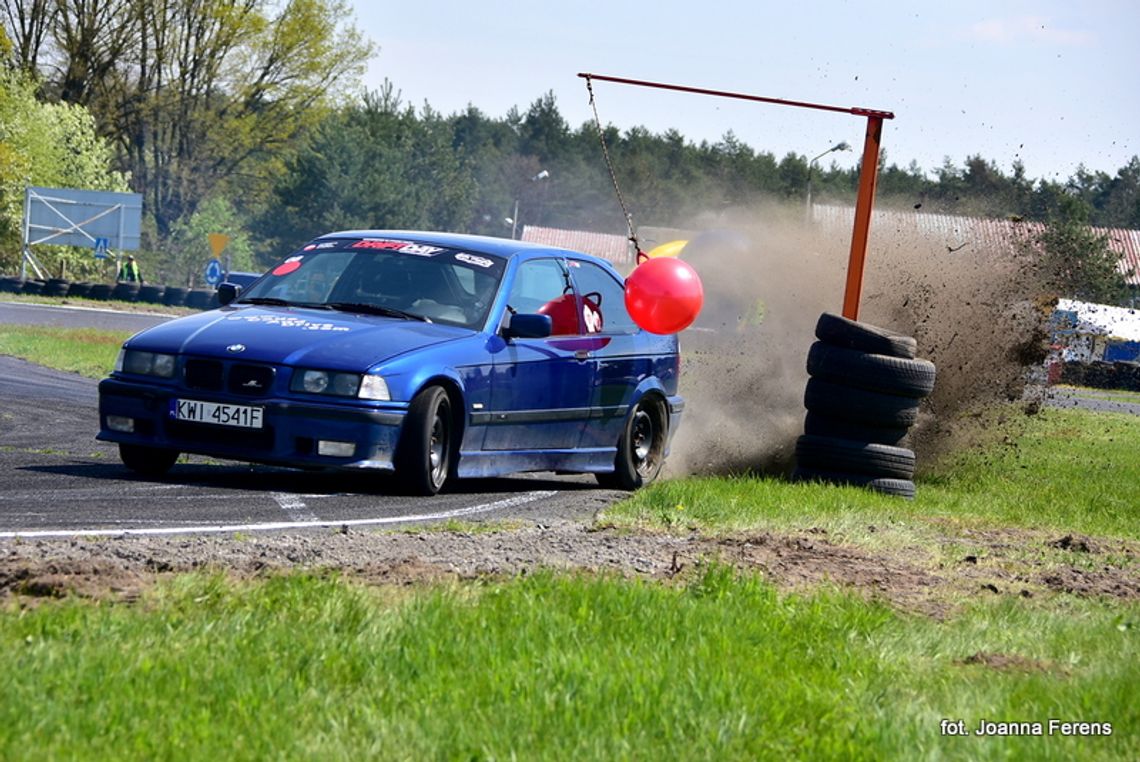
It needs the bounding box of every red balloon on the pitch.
[624,256,704,334]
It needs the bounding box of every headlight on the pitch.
[358,375,390,401]
[120,349,176,378]
[290,369,362,397]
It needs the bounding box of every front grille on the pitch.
[183,358,275,395]
[229,364,275,396]
[185,359,224,390]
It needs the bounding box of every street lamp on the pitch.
[510,170,551,239]
[806,141,851,220]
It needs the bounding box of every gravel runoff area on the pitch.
[3,520,1138,617]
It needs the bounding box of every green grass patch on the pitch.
[0,324,130,379]
[1,569,1136,760]
[610,407,1140,541]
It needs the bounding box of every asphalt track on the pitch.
[0,301,621,537]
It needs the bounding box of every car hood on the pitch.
[127,306,473,370]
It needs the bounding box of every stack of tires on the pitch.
[89,283,114,300]
[43,278,71,297]
[162,286,189,307]
[185,288,216,310]
[0,276,23,294]
[138,284,166,304]
[111,282,141,302]
[66,282,93,298]
[794,312,936,499]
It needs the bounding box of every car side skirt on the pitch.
[456,447,617,478]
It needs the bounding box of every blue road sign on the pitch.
[93,237,109,259]
[205,258,223,286]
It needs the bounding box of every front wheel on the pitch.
[596,397,667,490]
[395,386,454,495]
[119,443,179,476]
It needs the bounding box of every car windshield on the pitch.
[238,238,506,329]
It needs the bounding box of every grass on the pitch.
[0,324,131,379]
[607,407,1140,541]
[1,569,1136,761]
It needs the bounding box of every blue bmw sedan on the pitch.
[97,231,684,494]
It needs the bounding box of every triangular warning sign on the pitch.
[208,234,230,257]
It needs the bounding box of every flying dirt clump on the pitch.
[664,201,1052,477]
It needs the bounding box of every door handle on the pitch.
[574,350,591,361]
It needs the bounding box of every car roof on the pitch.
[319,230,617,268]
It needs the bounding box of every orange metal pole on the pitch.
[842,115,884,320]
[578,73,894,320]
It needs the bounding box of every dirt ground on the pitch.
[3,521,1137,615]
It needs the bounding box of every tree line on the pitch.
[2,1,1137,299]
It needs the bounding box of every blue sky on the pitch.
[350,1,1138,182]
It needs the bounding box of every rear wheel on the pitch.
[596,397,667,490]
[396,386,454,495]
[119,444,179,476]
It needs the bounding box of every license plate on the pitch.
[172,399,264,429]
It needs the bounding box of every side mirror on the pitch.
[217,282,242,306]
[504,313,552,339]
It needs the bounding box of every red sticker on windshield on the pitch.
[273,260,302,276]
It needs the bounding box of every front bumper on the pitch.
[97,377,407,470]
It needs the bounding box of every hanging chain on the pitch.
[585,75,642,255]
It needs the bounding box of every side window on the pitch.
[506,258,580,336]
[568,260,637,334]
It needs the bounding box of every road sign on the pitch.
[208,234,230,257]
[205,258,223,286]
[93,237,110,259]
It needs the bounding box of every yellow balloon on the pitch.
[645,239,688,259]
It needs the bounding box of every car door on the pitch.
[484,257,596,451]
[566,259,652,449]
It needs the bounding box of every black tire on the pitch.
[112,282,140,302]
[119,443,179,476]
[807,341,936,398]
[0,277,22,293]
[163,287,188,307]
[44,278,70,297]
[138,284,165,304]
[792,467,915,499]
[596,396,667,490]
[395,385,455,495]
[186,289,213,310]
[803,411,910,447]
[89,283,113,301]
[794,434,915,480]
[66,282,93,298]
[815,312,917,359]
[803,377,922,428]
[22,279,45,295]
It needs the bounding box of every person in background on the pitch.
[117,255,143,284]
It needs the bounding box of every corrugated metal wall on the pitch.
[812,204,1140,286]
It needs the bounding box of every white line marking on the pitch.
[271,492,318,522]
[0,491,558,539]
